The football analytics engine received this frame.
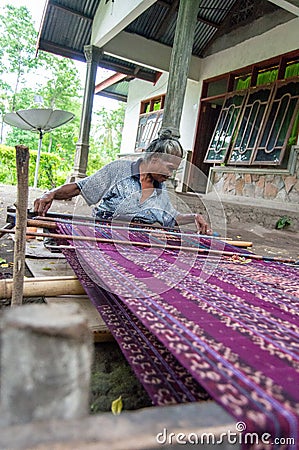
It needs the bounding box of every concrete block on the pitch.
[0,303,93,425]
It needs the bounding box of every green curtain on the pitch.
[236,63,299,90]
[257,69,278,86]
[236,76,251,90]
[286,63,299,145]
[285,62,299,79]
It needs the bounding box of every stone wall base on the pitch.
[173,191,299,232]
[206,146,299,204]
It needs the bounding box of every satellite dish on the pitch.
[4,109,74,188]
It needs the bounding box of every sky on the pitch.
[1,0,119,110]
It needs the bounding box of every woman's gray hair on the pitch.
[143,129,184,161]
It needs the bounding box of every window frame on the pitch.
[227,84,275,165]
[204,91,247,163]
[135,94,165,152]
[202,50,299,167]
[252,78,299,165]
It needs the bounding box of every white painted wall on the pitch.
[267,0,299,16]
[104,31,201,81]
[120,73,168,154]
[200,17,299,80]
[119,73,202,154]
[91,0,156,47]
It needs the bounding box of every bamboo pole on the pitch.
[0,276,85,299]
[11,145,30,307]
[0,228,297,264]
[25,218,252,247]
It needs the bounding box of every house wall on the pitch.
[199,16,299,203]
[120,16,299,202]
[120,73,168,154]
[120,74,202,154]
[199,16,299,81]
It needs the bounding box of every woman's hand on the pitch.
[34,192,55,216]
[193,214,212,235]
[175,213,212,235]
[33,182,81,216]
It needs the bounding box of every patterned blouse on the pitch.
[76,158,178,227]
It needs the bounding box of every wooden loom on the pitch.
[2,211,299,444]
[2,211,254,344]
[48,217,299,445]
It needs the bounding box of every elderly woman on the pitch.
[34,130,210,234]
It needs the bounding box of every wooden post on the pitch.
[160,0,201,138]
[11,145,29,307]
[0,304,93,425]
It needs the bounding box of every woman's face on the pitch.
[147,155,181,183]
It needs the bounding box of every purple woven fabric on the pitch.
[57,221,299,446]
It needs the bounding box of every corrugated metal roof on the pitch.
[37,0,242,65]
[99,79,130,102]
[199,0,234,23]
[126,2,172,40]
[37,0,282,99]
[124,0,239,56]
[37,0,160,84]
[38,0,100,62]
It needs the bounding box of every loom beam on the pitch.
[0,275,85,299]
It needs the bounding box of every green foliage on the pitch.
[275,216,292,230]
[88,103,126,174]
[0,4,126,186]
[39,56,82,110]
[0,4,82,159]
[8,87,37,112]
[0,5,41,110]
[0,144,66,189]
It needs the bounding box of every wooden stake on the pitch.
[11,145,30,307]
[1,304,93,425]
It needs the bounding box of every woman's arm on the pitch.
[33,182,81,216]
[175,213,211,235]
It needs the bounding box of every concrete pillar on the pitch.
[160,0,201,138]
[71,45,102,180]
[0,304,93,425]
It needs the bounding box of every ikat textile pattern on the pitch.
[56,221,299,447]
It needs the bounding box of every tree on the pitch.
[0,5,41,111]
[0,4,82,150]
[0,4,126,186]
[0,80,12,143]
[39,56,82,110]
[88,103,126,174]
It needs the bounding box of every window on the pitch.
[253,80,299,164]
[229,86,272,164]
[205,93,246,163]
[203,52,299,166]
[135,95,165,151]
